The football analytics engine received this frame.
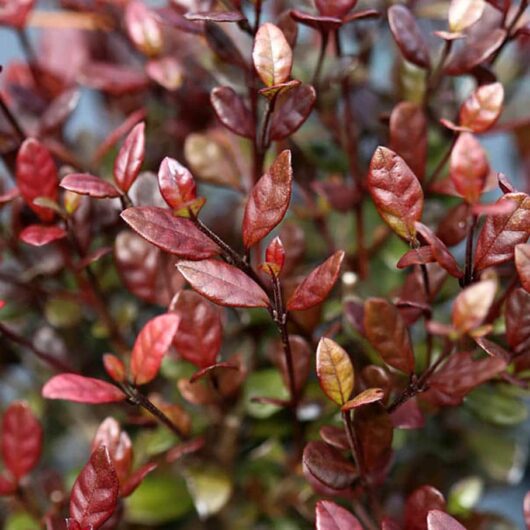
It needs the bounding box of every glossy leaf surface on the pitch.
[252,23,292,87]
[157,157,197,211]
[61,174,121,198]
[449,0,485,32]
[42,374,127,403]
[459,82,504,132]
[19,224,66,247]
[315,500,363,530]
[505,288,530,354]
[114,122,145,193]
[405,485,446,530]
[211,87,254,138]
[516,244,530,293]
[427,510,466,530]
[452,280,496,333]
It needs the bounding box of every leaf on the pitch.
[315,0,356,18]
[388,5,431,68]
[397,247,435,268]
[157,157,197,211]
[449,0,485,32]
[125,1,163,56]
[146,57,183,91]
[474,193,530,271]
[303,441,357,490]
[390,102,428,181]
[427,510,467,530]
[242,150,292,248]
[315,500,363,530]
[103,354,126,383]
[204,21,246,68]
[114,122,145,193]
[42,374,127,404]
[130,314,180,385]
[515,244,530,292]
[287,251,345,311]
[364,298,415,373]
[19,224,66,246]
[121,462,158,497]
[449,133,489,204]
[459,82,504,132]
[0,0,34,28]
[269,84,316,141]
[316,337,354,406]
[252,23,293,87]
[60,174,121,198]
[16,138,58,222]
[1,402,42,480]
[262,236,285,275]
[452,280,496,334]
[391,397,425,429]
[210,87,254,138]
[524,491,530,530]
[69,446,119,530]
[177,259,269,308]
[505,288,530,354]
[341,388,385,411]
[368,147,424,241]
[405,485,446,530]
[171,290,222,368]
[120,207,219,259]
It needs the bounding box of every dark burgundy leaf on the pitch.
[204,21,247,67]
[474,336,511,361]
[315,500,363,530]
[505,288,530,355]
[405,485,446,530]
[391,397,425,429]
[436,203,471,247]
[60,174,121,199]
[19,224,66,247]
[0,473,16,496]
[42,374,127,404]
[113,122,145,193]
[397,246,435,268]
[319,426,349,451]
[211,87,254,138]
[515,243,530,292]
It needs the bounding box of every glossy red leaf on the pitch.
[449,0,486,32]
[427,510,466,530]
[390,102,428,181]
[341,388,385,411]
[450,133,489,204]
[474,193,530,271]
[505,288,530,355]
[242,150,292,248]
[125,0,163,56]
[157,157,197,211]
[120,207,219,259]
[364,298,415,373]
[1,401,42,480]
[61,174,121,199]
[103,354,126,383]
[388,5,431,69]
[452,279,496,333]
[130,314,180,385]
[19,224,66,247]
[0,472,16,496]
[269,84,316,141]
[391,397,425,429]
[0,0,34,27]
[16,138,58,222]
[515,243,530,292]
[42,374,127,404]
[120,461,157,497]
[69,446,119,530]
[460,82,504,132]
[368,146,424,242]
[397,246,435,268]
[211,87,254,138]
[252,23,293,87]
[315,500,363,530]
[405,485,446,530]
[287,250,345,311]
[113,122,145,193]
[263,236,286,275]
[171,290,222,368]
[177,259,269,308]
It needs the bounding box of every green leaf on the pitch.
[447,476,483,515]
[466,386,528,426]
[5,513,40,530]
[244,369,289,419]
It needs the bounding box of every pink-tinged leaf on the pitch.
[120,207,219,259]
[368,146,424,242]
[103,354,126,384]
[42,374,127,404]
[341,388,385,411]
[364,298,415,373]
[449,0,485,32]
[506,288,530,355]
[515,243,530,292]
[61,174,121,199]
[427,510,467,530]
[242,150,292,248]
[0,187,20,204]
[405,485,446,530]
[261,236,286,276]
[120,461,157,497]
[315,500,363,530]
[130,314,180,385]
[252,23,293,87]
[146,57,183,91]
[390,102,428,181]
[171,290,222,368]
[19,224,66,247]
[113,123,145,193]
[474,193,530,272]
[16,138,58,222]
[157,157,197,211]
[391,397,425,429]
[382,518,402,530]
[343,8,380,22]
[303,441,357,490]
[125,0,163,56]
[211,87,254,139]
[269,84,316,141]
[1,401,42,480]
[70,446,119,530]
[450,133,489,204]
[0,0,34,27]
[397,246,435,268]
[315,0,356,18]
[65,519,81,530]
[177,259,269,308]
[452,279,496,334]
[472,199,518,217]
[524,491,530,530]
[0,472,16,496]
[185,10,245,22]
[287,250,345,311]
[388,5,431,68]
[189,362,238,384]
[460,82,504,132]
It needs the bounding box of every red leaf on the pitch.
[61,174,121,199]
[474,336,511,361]
[515,243,530,292]
[397,246,435,268]
[125,0,163,56]
[450,133,489,204]
[177,259,270,308]
[103,354,126,383]
[427,510,467,530]
[70,446,119,530]
[364,297,415,373]
[405,485,446,530]
[243,150,292,248]
[130,314,180,385]
[0,472,16,496]
[368,146,424,241]
[286,250,345,311]
[315,0,356,18]
[120,207,219,259]
[113,122,145,193]
[460,82,504,132]
[315,500,363,530]
[42,374,127,404]
[452,279,496,333]
[16,138,58,222]
[157,157,197,211]
[120,461,157,497]
[262,236,286,275]
[505,288,530,355]
[171,290,222,369]
[474,192,530,272]
[0,0,34,27]
[391,397,425,429]
[19,224,66,247]
[146,57,183,91]
[388,5,431,68]
[1,401,42,480]
[211,87,254,138]
[82,62,149,96]
[341,388,385,411]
